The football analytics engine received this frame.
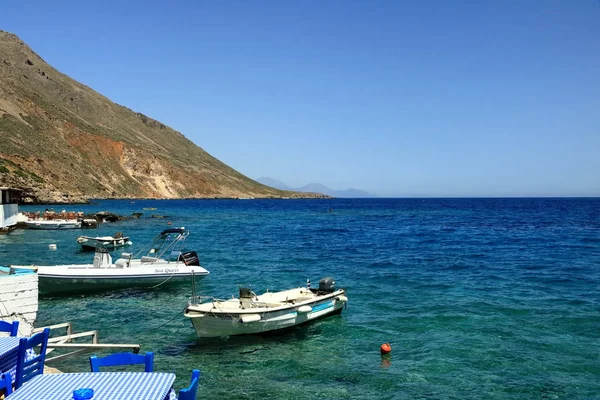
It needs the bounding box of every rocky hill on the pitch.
[0,31,319,203]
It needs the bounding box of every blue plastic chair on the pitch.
[89,352,154,372]
[178,369,201,400]
[15,327,50,390]
[0,320,19,336]
[0,371,13,396]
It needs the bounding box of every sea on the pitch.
[1,198,599,399]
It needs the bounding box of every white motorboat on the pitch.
[77,232,132,251]
[184,277,347,338]
[24,219,81,229]
[17,227,209,294]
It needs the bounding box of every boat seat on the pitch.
[140,256,158,263]
[239,298,255,309]
[114,259,129,268]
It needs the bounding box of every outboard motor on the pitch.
[178,250,200,266]
[239,287,256,299]
[318,277,336,294]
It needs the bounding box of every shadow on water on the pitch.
[176,316,340,356]
[39,279,197,300]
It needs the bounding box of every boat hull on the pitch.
[34,263,209,294]
[38,273,204,294]
[80,243,130,251]
[78,237,132,251]
[186,290,346,338]
[24,221,81,230]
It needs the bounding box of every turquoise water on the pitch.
[2,198,599,399]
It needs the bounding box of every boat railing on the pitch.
[188,295,217,304]
[155,230,189,260]
[34,322,141,363]
[134,229,189,261]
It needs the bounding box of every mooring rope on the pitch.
[148,270,179,289]
[141,305,189,338]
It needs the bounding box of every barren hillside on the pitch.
[0,31,318,203]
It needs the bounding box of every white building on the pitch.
[0,269,38,336]
[0,187,21,232]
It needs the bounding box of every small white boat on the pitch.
[24,220,81,229]
[17,227,209,294]
[77,233,132,251]
[184,277,347,338]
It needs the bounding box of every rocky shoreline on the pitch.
[19,193,330,205]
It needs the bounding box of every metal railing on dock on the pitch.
[34,322,141,363]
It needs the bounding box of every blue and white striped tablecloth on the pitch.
[0,336,20,377]
[7,372,176,400]
[0,337,20,358]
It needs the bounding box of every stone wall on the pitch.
[0,272,38,336]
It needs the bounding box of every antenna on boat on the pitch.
[191,270,198,306]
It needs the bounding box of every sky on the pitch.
[1,1,599,197]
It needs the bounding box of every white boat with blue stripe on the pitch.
[17,227,209,294]
[184,277,348,338]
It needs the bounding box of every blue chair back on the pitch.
[89,352,154,372]
[0,371,13,396]
[178,369,201,400]
[0,320,19,336]
[15,328,50,389]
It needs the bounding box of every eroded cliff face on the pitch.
[0,30,317,203]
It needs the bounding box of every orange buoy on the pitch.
[380,343,392,354]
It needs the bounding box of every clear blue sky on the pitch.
[2,1,599,197]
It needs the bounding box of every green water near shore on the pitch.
[2,198,599,399]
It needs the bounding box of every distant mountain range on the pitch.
[256,177,375,198]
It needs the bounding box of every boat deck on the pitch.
[192,287,339,312]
